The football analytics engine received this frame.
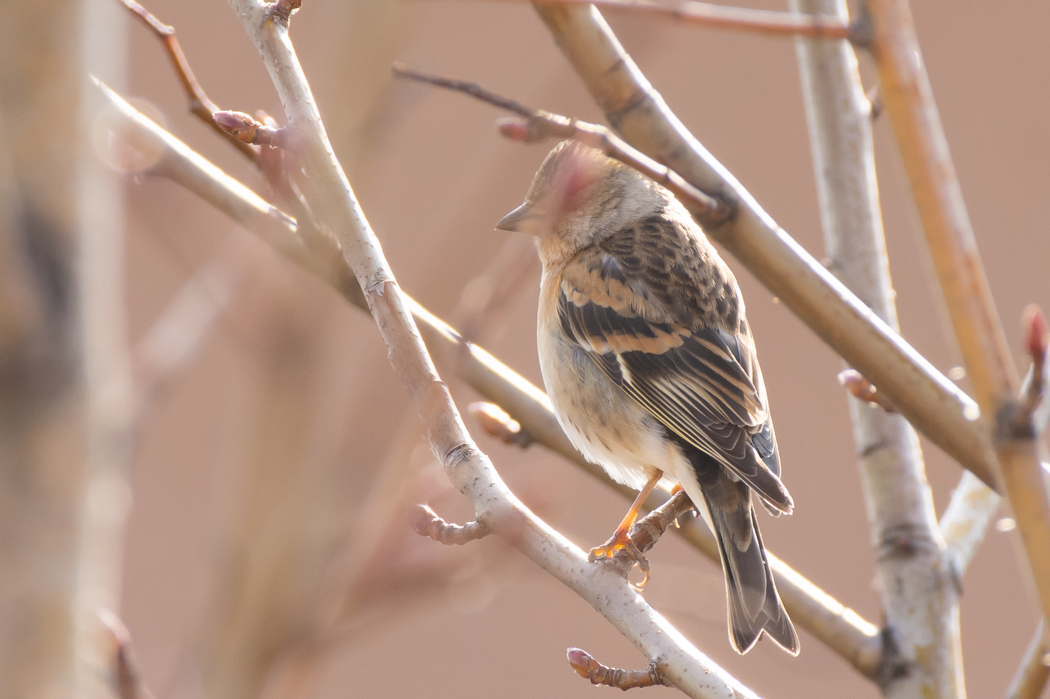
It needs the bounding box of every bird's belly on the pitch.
[538,322,685,491]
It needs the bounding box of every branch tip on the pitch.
[414,504,489,545]
[838,369,897,413]
[566,647,664,689]
[469,401,534,447]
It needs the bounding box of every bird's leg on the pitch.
[589,469,663,568]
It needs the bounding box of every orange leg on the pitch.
[589,469,663,563]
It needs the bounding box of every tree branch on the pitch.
[865,0,1050,627]
[1005,621,1049,699]
[791,0,961,694]
[219,2,764,696]
[94,78,882,681]
[531,1,998,492]
[457,0,853,40]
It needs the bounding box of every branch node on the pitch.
[1022,304,1048,416]
[213,110,295,149]
[265,0,301,24]
[414,504,489,545]
[838,369,897,413]
[566,647,665,690]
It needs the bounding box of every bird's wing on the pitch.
[557,214,790,512]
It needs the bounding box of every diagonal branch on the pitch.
[94,76,882,682]
[865,0,1050,628]
[220,2,762,696]
[1005,621,1049,699]
[531,2,998,491]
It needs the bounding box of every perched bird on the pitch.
[496,140,799,656]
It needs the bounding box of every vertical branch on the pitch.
[865,0,1050,628]
[792,0,961,695]
[76,1,135,696]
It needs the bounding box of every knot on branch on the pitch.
[874,626,912,691]
[567,648,664,690]
[876,523,938,561]
[443,442,481,472]
[213,111,296,149]
[265,0,301,24]
[414,504,489,545]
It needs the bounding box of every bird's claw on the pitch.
[589,533,651,589]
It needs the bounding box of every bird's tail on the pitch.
[704,486,799,656]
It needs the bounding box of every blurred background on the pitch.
[52,0,1050,697]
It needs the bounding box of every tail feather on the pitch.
[704,485,800,656]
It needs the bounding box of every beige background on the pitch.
[119,1,1049,697]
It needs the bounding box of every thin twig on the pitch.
[414,505,490,545]
[866,0,1050,628]
[1005,621,1049,699]
[567,647,665,690]
[95,81,882,680]
[451,0,853,40]
[392,64,727,227]
[121,0,258,160]
[531,2,998,491]
[223,3,762,696]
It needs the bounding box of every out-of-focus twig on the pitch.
[95,80,882,680]
[1005,621,1049,699]
[532,2,998,492]
[469,401,534,447]
[837,369,897,413]
[130,240,247,410]
[567,647,665,690]
[866,0,1050,627]
[98,610,156,699]
[453,0,852,39]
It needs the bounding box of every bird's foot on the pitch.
[589,530,651,589]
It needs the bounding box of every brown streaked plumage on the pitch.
[496,140,799,656]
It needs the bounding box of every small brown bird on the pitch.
[496,140,799,656]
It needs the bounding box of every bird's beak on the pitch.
[495,202,541,234]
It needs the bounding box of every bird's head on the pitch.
[496,140,669,267]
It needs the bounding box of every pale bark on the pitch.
[865,0,1050,628]
[792,0,961,695]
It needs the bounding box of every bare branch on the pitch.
[791,0,961,693]
[939,471,1000,577]
[94,80,882,681]
[531,2,997,491]
[1005,621,1049,699]
[393,64,726,226]
[221,2,764,696]
[866,0,1050,626]
[453,0,852,40]
[414,504,490,545]
[121,0,258,159]
[567,647,665,690]
[98,610,156,699]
